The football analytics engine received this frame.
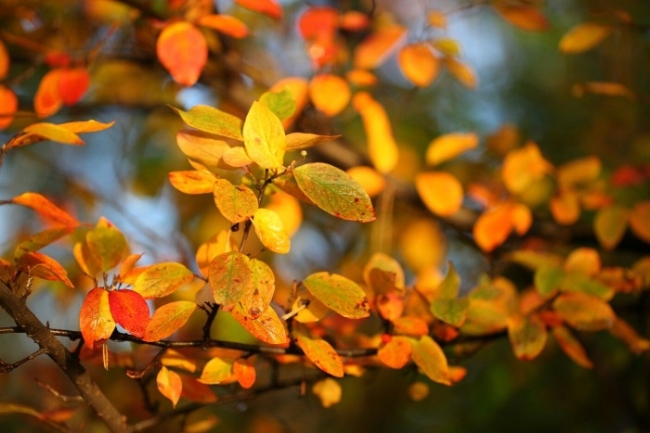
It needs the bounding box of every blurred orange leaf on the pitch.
[0,85,17,130]
[34,69,63,117]
[376,292,404,321]
[252,208,291,254]
[309,74,350,117]
[550,191,581,226]
[11,192,79,226]
[302,272,370,319]
[58,67,91,106]
[411,335,450,385]
[346,69,377,86]
[0,39,8,80]
[79,287,116,349]
[107,289,149,338]
[354,25,406,69]
[296,333,344,377]
[172,105,243,140]
[427,10,447,29]
[208,251,252,311]
[233,358,256,388]
[377,336,412,369]
[552,325,593,368]
[392,317,429,336]
[143,301,196,342]
[508,314,547,361]
[444,57,477,89]
[415,171,463,217]
[285,132,339,152]
[557,156,600,189]
[178,373,217,403]
[157,21,207,86]
[559,22,612,54]
[629,201,650,243]
[553,292,615,331]
[157,366,182,407]
[352,92,399,174]
[298,7,338,40]
[502,142,553,194]
[494,4,549,31]
[213,179,258,223]
[198,14,249,38]
[169,170,217,194]
[133,262,193,299]
[234,0,282,19]
[346,166,386,198]
[398,43,440,87]
[473,202,532,252]
[425,132,478,166]
[339,11,369,32]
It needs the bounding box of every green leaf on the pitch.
[430,297,469,327]
[594,205,628,250]
[560,273,614,300]
[133,262,194,298]
[243,101,286,168]
[295,333,344,377]
[259,89,296,121]
[293,162,376,222]
[534,265,564,298]
[213,178,259,223]
[411,335,450,385]
[302,272,370,319]
[86,221,129,273]
[437,261,461,299]
[508,315,547,361]
[171,105,243,140]
[208,251,252,311]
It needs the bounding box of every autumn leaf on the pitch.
[629,201,650,243]
[222,146,254,167]
[431,298,469,328]
[377,336,412,369]
[178,374,217,403]
[233,358,256,388]
[0,85,18,129]
[34,69,63,117]
[425,132,479,166]
[312,378,342,408]
[309,74,350,117]
[609,317,650,354]
[252,208,291,254]
[550,191,581,226]
[553,292,615,331]
[559,23,612,54]
[143,301,196,342]
[242,101,286,168]
[86,220,129,273]
[285,133,339,152]
[444,57,477,89]
[16,252,74,288]
[107,289,149,338]
[296,333,344,377]
[508,314,547,361]
[552,325,593,368]
[14,227,74,259]
[0,39,8,80]
[230,303,288,344]
[411,335,450,385]
[79,288,116,350]
[213,179,258,223]
[415,171,463,217]
[346,166,386,198]
[198,356,236,384]
[292,290,329,323]
[352,92,399,174]
[502,142,553,194]
[169,170,217,194]
[269,77,309,129]
[198,14,249,39]
[161,350,196,373]
[240,258,275,320]
[594,205,628,250]
[208,252,252,311]
[556,155,601,189]
[398,43,440,87]
[302,272,370,319]
[494,4,549,32]
[58,67,91,106]
[293,162,375,222]
[172,105,244,141]
[392,317,429,337]
[363,252,405,294]
[157,22,207,86]
[259,89,296,121]
[297,6,338,40]
[176,130,230,169]
[157,366,183,407]
[354,25,407,69]
[196,230,234,277]
[234,0,282,19]
[18,123,84,146]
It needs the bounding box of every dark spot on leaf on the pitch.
[232,223,240,232]
[249,307,261,317]
[354,198,359,203]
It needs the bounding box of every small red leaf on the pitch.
[108,290,149,338]
[58,67,91,106]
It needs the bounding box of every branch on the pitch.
[0,282,132,433]
[0,348,47,373]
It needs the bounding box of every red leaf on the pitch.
[157,22,207,86]
[79,288,116,349]
[58,67,91,106]
[298,7,338,40]
[234,0,282,19]
[108,290,149,338]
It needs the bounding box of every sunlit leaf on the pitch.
[58,119,115,134]
[79,287,116,349]
[196,230,234,277]
[252,208,290,254]
[312,378,341,408]
[169,170,217,194]
[14,226,75,259]
[161,349,197,373]
[243,101,286,168]
[157,22,207,86]
[265,190,302,236]
[198,356,236,384]
[58,67,91,105]
[502,142,553,194]
[398,43,440,87]
[222,146,254,167]
[240,258,275,320]
[494,4,549,32]
[230,303,288,344]
[309,74,350,117]
[133,262,193,299]
[431,298,469,327]
[552,325,593,368]
[346,69,377,86]
[233,358,256,389]
[629,201,650,243]
[86,220,129,273]
[392,317,429,337]
[269,77,309,128]
[473,203,515,252]
[346,166,386,198]
[198,14,249,38]
[176,131,230,168]
[553,292,615,331]
[172,105,243,140]
[352,92,399,174]
[302,272,370,319]
[20,123,84,146]
[296,333,344,377]
[298,7,338,40]
[425,132,478,166]
[292,290,329,323]
[34,69,63,117]
[550,191,581,226]
[0,85,18,129]
[411,335,450,385]
[143,301,197,342]
[259,89,296,121]
[444,57,477,89]
[559,23,612,54]
[354,25,407,69]
[377,336,412,369]
[213,179,258,223]
[285,133,339,152]
[107,289,149,337]
[209,252,252,310]
[594,206,628,250]
[415,171,463,217]
[119,253,144,282]
[234,0,282,19]
[508,314,547,361]
[293,162,376,222]
[157,366,182,407]
[16,252,74,288]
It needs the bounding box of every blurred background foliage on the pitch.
[0,0,649,431]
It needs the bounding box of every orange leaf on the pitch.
[502,142,553,194]
[0,39,8,80]
[559,22,612,54]
[108,289,149,338]
[508,314,547,361]
[553,292,615,331]
[629,201,650,243]
[240,258,275,319]
[79,288,116,349]
[234,0,282,19]
[473,204,514,252]
[339,11,369,32]
[161,349,196,373]
[196,230,234,277]
[298,7,338,40]
[398,43,440,87]
[265,190,302,237]
[354,26,407,69]
[556,155,600,189]
[494,4,549,32]
[143,301,196,342]
[392,317,429,336]
[425,132,478,166]
[176,130,230,168]
[208,251,252,310]
[230,303,288,344]
[346,69,377,86]
[377,336,412,369]
[609,317,650,354]
[346,166,386,198]
[16,251,74,288]
[198,14,249,38]
[285,132,339,152]
[302,272,370,319]
[34,69,64,117]
[198,356,236,385]
[595,205,629,251]
[377,293,404,321]
[157,366,183,407]
[444,57,477,89]
[234,358,256,389]
[411,335,450,385]
[169,170,217,194]
[296,334,344,377]
[309,74,350,117]
[550,191,581,226]
[312,378,342,408]
[157,22,207,86]
[14,226,75,259]
[415,171,463,217]
[552,325,593,368]
[0,85,17,130]
[11,192,79,226]
[178,373,217,403]
[58,67,91,106]
[213,179,259,223]
[252,208,291,254]
[352,92,399,174]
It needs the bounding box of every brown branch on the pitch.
[0,348,47,373]
[0,282,132,433]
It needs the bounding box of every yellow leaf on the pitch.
[133,262,194,298]
[508,314,547,361]
[208,251,252,311]
[285,132,339,152]
[196,230,234,277]
[346,166,386,198]
[176,130,231,169]
[308,74,350,117]
[502,142,553,194]
[629,201,650,243]
[415,171,463,217]
[230,303,288,344]
[243,101,286,168]
[550,191,581,226]
[352,92,399,174]
[241,258,275,319]
[291,290,329,323]
[557,156,601,189]
[198,356,236,384]
[559,22,612,54]
[425,132,478,166]
[430,38,461,56]
[157,366,183,407]
[264,191,302,237]
[169,170,217,194]
[444,57,477,89]
[252,208,291,254]
[398,43,440,87]
[312,378,342,408]
[302,272,370,319]
[213,179,258,223]
[354,25,407,69]
[222,146,254,167]
[399,218,445,271]
[411,335,450,385]
[553,292,615,331]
